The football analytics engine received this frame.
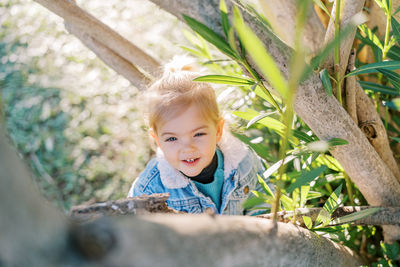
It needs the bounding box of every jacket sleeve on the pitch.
[127,158,159,197]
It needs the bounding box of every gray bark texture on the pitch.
[147,0,400,242]
[0,130,363,266]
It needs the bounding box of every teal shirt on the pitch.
[193,149,224,211]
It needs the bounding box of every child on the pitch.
[128,57,265,215]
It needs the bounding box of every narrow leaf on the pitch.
[194,75,255,85]
[359,81,400,96]
[246,111,277,128]
[377,68,400,89]
[313,0,331,18]
[300,185,310,208]
[332,207,380,224]
[327,138,349,147]
[242,196,266,210]
[303,216,313,229]
[315,184,343,227]
[358,24,383,50]
[286,166,327,193]
[257,174,275,197]
[183,15,237,59]
[233,6,288,99]
[320,69,333,96]
[383,98,400,110]
[263,155,296,179]
[346,61,400,77]
[220,0,230,38]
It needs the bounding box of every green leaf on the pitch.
[183,15,237,59]
[388,45,400,60]
[315,184,343,227]
[358,24,383,50]
[281,194,294,211]
[381,241,400,261]
[359,81,400,96]
[332,207,380,225]
[233,6,288,99]
[307,191,324,200]
[346,61,400,77]
[194,75,255,85]
[313,0,331,19]
[220,0,230,38]
[243,196,268,210]
[327,138,349,147]
[303,216,313,229]
[257,174,275,197]
[377,68,400,89]
[286,166,327,193]
[300,185,310,208]
[383,98,400,110]
[263,155,296,179]
[390,136,400,143]
[246,111,276,128]
[303,23,354,81]
[319,69,333,96]
[394,5,400,15]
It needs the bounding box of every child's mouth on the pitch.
[182,158,200,165]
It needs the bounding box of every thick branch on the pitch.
[66,23,151,89]
[0,130,363,266]
[33,0,160,77]
[323,0,365,79]
[259,206,400,226]
[258,0,325,54]
[148,0,400,241]
[355,81,400,183]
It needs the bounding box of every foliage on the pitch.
[0,0,187,211]
[182,0,400,265]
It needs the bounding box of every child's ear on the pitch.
[149,129,161,147]
[216,119,225,143]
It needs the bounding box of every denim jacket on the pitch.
[128,132,265,215]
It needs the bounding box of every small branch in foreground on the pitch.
[257,206,400,226]
[70,193,179,220]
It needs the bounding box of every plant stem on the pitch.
[334,0,342,105]
[382,0,392,60]
[241,60,283,114]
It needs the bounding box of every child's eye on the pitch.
[194,132,206,137]
[165,137,177,142]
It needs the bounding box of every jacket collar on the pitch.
[156,131,248,189]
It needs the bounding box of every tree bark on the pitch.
[0,130,363,266]
[145,0,400,241]
[33,0,161,78]
[65,23,151,89]
[258,0,325,54]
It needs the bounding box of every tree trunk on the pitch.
[0,130,363,266]
[146,0,400,242]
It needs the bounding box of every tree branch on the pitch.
[323,0,365,79]
[33,0,161,78]
[345,49,358,124]
[258,206,400,226]
[0,130,364,266]
[258,0,325,54]
[65,23,151,90]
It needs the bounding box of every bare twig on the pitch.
[70,193,179,220]
[258,206,400,226]
[345,48,358,124]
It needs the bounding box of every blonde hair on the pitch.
[141,56,220,133]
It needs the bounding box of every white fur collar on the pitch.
[156,131,248,189]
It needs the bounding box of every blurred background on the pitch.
[0,0,192,212]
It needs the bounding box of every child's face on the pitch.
[151,104,224,177]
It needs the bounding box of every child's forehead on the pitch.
[157,104,216,134]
